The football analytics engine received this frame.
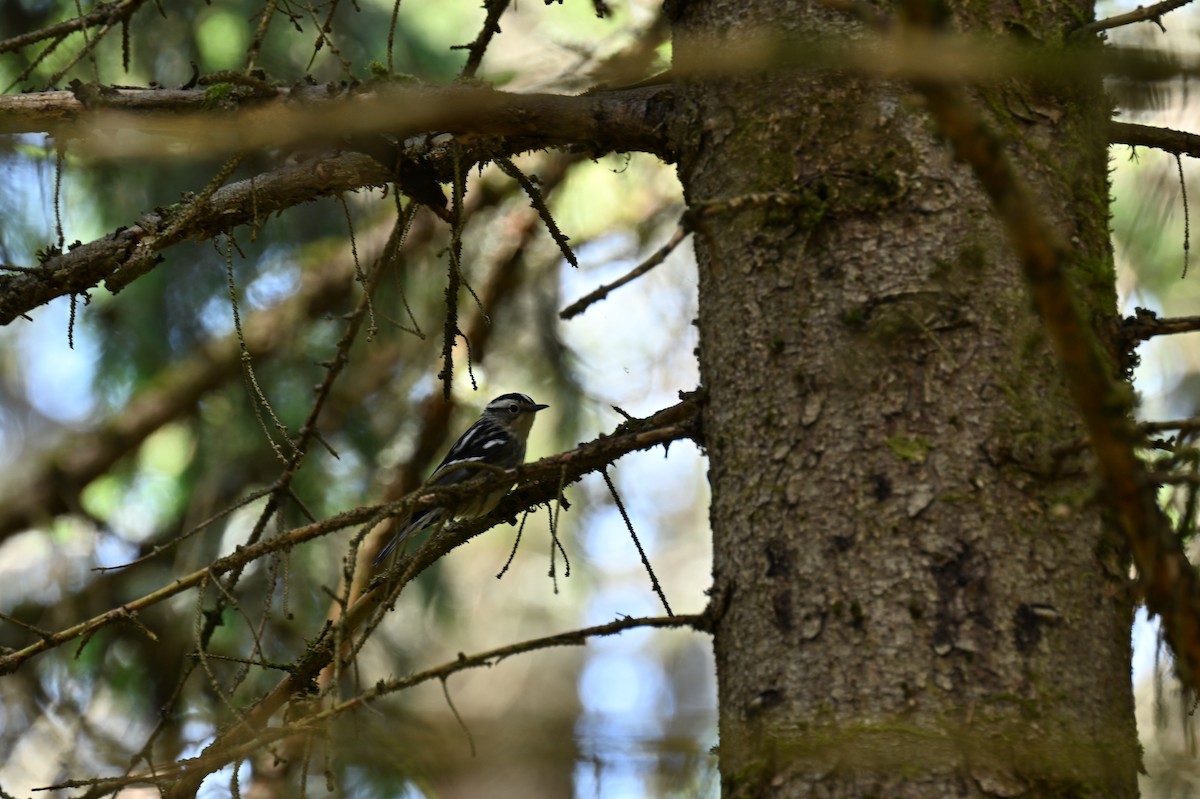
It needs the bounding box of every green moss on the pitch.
[764,203,800,227]
[886,434,933,463]
[930,240,987,287]
[850,600,865,628]
[1020,329,1046,361]
[980,691,1044,719]
[1106,381,1136,415]
[959,242,987,272]
[871,167,902,197]
[202,82,235,108]
[1071,254,1118,303]
[977,86,1026,146]
[866,306,924,342]
[842,306,868,329]
[724,758,773,794]
[796,185,831,230]
[931,257,953,282]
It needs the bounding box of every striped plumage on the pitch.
[374,393,548,565]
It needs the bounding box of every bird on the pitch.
[374,392,549,565]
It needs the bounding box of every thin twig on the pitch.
[0,0,148,55]
[441,677,476,757]
[338,194,377,340]
[50,613,705,796]
[224,234,293,464]
[387,0,403,74]
[246,0,279,73]
[560,225,688,318]
[496,510,530,579]
[495,157,577,267]
[602,469,672,616]
[453,0,512,79]
[1180,153,1192,278]
[440,151,467,399]
[0,611,54,639]
[43,20,118,89]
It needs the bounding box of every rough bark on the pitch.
[674,1,1138,796]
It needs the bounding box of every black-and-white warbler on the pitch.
[374,393,549,564]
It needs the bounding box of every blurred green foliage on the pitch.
[0,1,708,796]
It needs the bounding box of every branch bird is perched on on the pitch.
[375,393,549,565]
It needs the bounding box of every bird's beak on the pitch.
[533,403,549,412]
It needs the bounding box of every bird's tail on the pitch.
[373,507,447,567]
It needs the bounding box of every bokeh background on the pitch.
[0,0,1197,796]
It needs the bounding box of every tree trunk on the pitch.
[673,2,1139,796]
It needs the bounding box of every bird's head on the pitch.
[483,393,549,439]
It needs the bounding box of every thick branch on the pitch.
[0,83,676,157]
[1121,307,1200,342]
[1142,417,1200,436]
[0,151,390,325]
[1111,120,1200,159]
[0,86,235,134]
[5,44,1200,160]
[0,85,676,325]
[1074,0,1196,37]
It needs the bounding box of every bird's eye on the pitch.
[508,404,519,414]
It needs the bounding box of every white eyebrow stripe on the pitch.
[487,393,535,410]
